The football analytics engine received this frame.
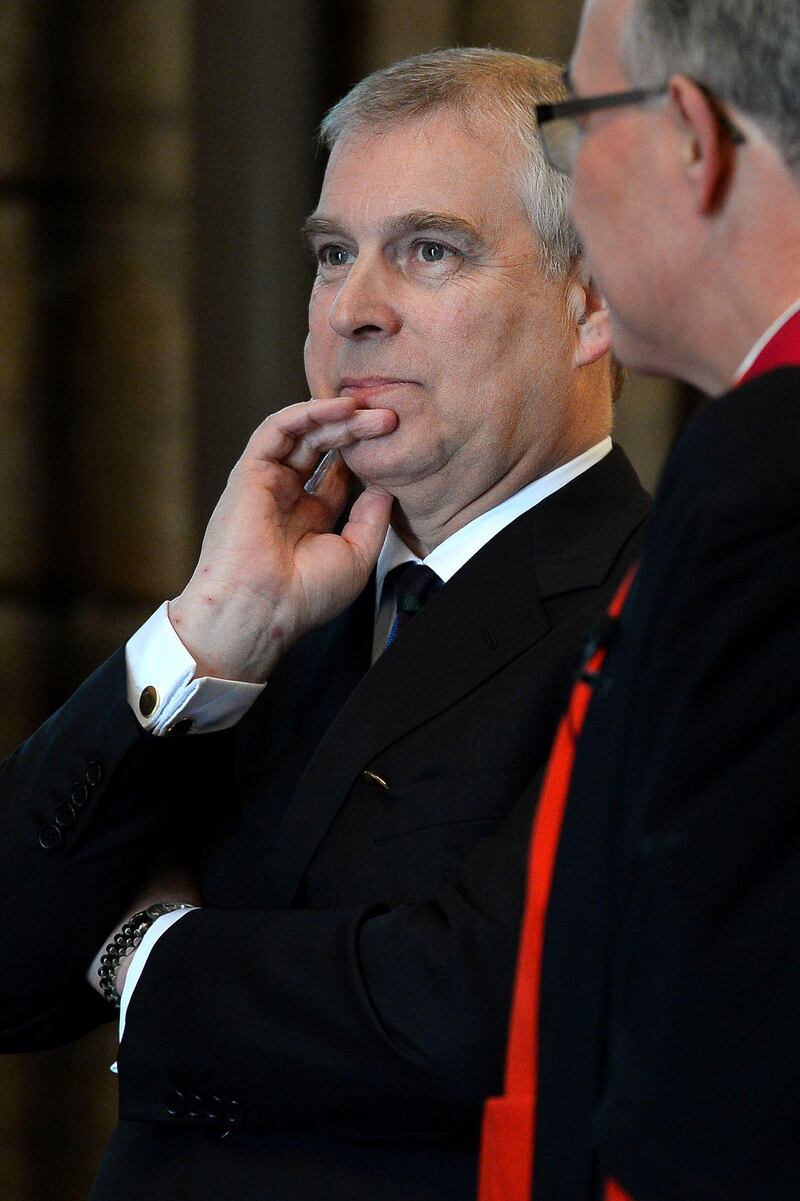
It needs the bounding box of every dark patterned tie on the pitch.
[384,563,443,647]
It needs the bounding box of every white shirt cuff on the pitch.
[117,907,196,1047]
[125,602,265,735]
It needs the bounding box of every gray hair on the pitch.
[622,0,800,174]
[319,48,582,279]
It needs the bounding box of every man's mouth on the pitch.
[338,376,418,398]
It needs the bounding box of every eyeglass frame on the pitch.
[535,79,746,175]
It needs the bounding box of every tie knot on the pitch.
[392,563,442,614]
[384,563,443,646]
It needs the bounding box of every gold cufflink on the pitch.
[139,685,159,718]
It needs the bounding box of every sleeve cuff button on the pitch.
[165,1089,186,1117]
[38,825,63,850]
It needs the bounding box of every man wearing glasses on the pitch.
[481,1,800,1200]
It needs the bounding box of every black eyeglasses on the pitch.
[535,82,746,175]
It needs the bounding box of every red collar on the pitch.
[738,306,800,385]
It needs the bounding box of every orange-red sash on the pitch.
[478,566,637,1201]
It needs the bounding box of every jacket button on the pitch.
[70,781,90,808]
[206,1095,224,1121]
[85,760,103,787]
[139,687,159,718]
[226,1099,244,1125]
[188,1093,205,1118]
[165,1089,186,1116]
[361,769,389,791]
[54,803,77,828]
[38,825,63,850]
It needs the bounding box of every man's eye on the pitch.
[318,245,353,268]
[415,241,455,264]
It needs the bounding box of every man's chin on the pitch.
[341,436,399,487]
[341,429,445,498]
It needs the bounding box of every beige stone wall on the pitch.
[0,0,196,747]
[0,4,194,1199]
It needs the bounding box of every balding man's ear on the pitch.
[668,75,729,214]
[568,275,612,368]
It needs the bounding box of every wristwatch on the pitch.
[97,902,192,1008]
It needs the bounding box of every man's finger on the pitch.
[247,398,394,469]
[241,398,356,467]
[281,408,397,475]
[338,486,394,575]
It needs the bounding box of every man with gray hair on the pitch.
[0,49,648,1201]
[481,3,800,1200]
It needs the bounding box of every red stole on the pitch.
[478,568,636,1201]
[737,305,800,384]
[479,304,800,1201]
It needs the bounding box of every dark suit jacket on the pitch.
[0,446,649,1201]
[534,372,800,1201]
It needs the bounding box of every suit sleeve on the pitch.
[0,649,227,1050]
[115,778,539,1135]
[595,388,800,1201]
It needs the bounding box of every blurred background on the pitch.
[0,2,695,1197]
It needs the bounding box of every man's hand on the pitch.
[169,397,397,683]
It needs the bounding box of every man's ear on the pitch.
[668,74,731,213]
[568,274,612,367]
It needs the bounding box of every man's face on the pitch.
[569,0,687,374]
[304,110,582,516]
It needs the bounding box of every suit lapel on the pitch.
[267,446,648,904]
[300,539,551,781]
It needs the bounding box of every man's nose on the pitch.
[327,258,402,340]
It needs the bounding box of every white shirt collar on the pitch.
[374,437,613,613]
[734,297,800,383]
